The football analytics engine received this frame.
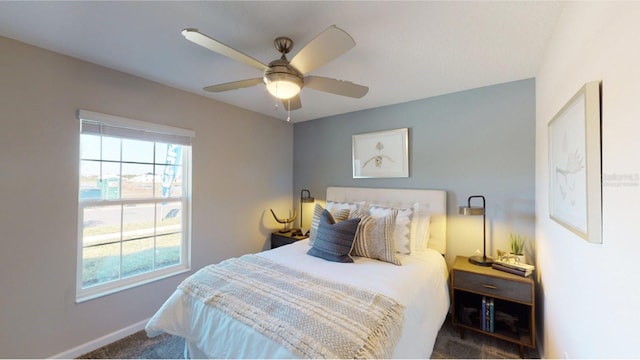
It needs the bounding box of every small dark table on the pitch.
[270,230,309,249]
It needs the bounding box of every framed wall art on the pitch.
[548,80,602,243]
[352,128,409,178]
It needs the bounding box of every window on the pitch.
[77,110,194,302]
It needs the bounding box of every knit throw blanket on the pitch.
[178,254,404,359]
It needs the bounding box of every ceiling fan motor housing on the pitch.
[273,36,293,55]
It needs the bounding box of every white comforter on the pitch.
[146,240,450,358]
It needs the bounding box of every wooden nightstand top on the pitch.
[272,231,309,241]
[453,256,534,285]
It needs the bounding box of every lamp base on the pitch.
[469,255,494,267]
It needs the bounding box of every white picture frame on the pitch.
[548,81,602,243]
[352,128,409,178]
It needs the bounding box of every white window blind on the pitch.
[79,109,195,145]
[76,110,194,302]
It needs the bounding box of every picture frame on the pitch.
[548,81,602,243]
[352,128,409,178]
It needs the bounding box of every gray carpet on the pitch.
[79,317,539,359]
[79,331,184,359]
[431,316,539,359]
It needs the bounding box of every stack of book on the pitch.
[481,296,495,333]
[492,260,535,277]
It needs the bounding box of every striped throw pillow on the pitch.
[307,209,361,263]
[350,209,401,265]
[308,204,350,247]
[369,205,415,255]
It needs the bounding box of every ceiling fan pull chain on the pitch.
[287,98,291,122]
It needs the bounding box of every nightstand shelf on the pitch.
[270,231,308,249]
[451,256,535,358]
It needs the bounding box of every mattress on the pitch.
[146,239,450,358]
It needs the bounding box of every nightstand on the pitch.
[451,256,535,358]
[270,231,308,249]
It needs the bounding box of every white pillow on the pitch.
[325,200,366,214]
[411,203,431,252]
[368,204,415,254]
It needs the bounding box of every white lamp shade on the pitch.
[459,206,485,216]
[265,73,302,99]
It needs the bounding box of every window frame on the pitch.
[76,110,194,303]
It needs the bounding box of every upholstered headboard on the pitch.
[326,187,447,254]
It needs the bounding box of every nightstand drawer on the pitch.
[271,231,308,249]
[454,270,532,304]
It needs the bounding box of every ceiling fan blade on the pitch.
[203,78,263,93]
[304,76,369,98]
[282,95,301,111]
[290,25,355,75]
[182,28,269,71]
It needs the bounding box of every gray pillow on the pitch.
[308,204,350,247]
[307,209,361,263]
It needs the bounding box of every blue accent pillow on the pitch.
[307,209,361,263]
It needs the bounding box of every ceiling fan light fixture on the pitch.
[186,26,368,107]
[264,72,302,100]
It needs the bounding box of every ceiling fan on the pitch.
[181,25,368,111]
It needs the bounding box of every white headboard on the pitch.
[326,187,447,254]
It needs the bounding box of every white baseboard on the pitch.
[49,318,150,359]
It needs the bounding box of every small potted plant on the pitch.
[509,233,527,264]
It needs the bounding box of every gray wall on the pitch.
[0,36,293,358]
[293,79,536,265]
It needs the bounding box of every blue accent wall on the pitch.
[294,79,535,263]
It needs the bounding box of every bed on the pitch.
[146,186,450,358]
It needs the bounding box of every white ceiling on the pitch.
[0,1,563,122]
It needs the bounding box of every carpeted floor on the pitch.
[79,316,539,359]
[430,316,539,359]
[79,331,184,359]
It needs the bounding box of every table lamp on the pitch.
[459,195,493,266]
[300,189,315,232]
